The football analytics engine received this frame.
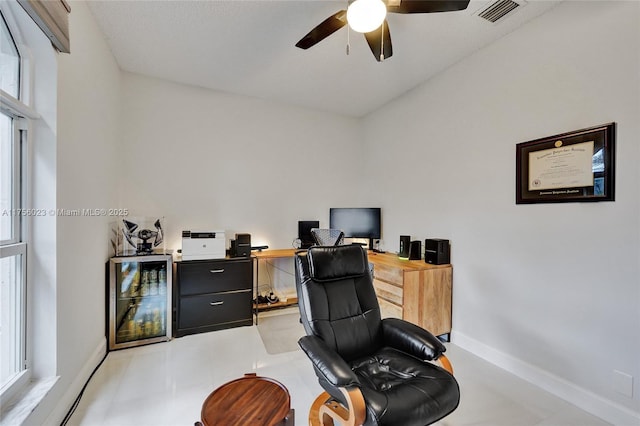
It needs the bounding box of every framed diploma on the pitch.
[516,123,615,204]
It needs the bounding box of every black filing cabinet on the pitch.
[174,257,253,337]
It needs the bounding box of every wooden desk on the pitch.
[367,251,452,338]
[252,249,300,324]
[252,248,453,338]
[199,373,293,426]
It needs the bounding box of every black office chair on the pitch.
[295,245,459,426]
[310,228,344,246]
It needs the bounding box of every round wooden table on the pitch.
[199,373,294,426]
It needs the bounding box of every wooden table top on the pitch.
[366,250,451,271]
[252,248,299,259]
[252,247,451,271]
[201,373,291,426]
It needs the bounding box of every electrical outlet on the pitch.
[612,370,634,397]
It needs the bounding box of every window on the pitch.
[0,10,28,396]
[0,11,20,98]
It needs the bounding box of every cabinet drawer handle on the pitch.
[210,301,224,306]
[209,269,225,274]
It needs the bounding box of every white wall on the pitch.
[118,74,364,298]
[362,0,639,422]
[27,2,122,423]
[119,73,364,251]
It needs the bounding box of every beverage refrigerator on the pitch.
[108,254,172,350]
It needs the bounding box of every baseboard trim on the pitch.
[451,331,640,426]
[43,337,107,425]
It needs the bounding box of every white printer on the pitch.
[181,230,226,260]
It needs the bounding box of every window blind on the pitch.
[17,0,70,53]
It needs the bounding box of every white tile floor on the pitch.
[67,314,610,426]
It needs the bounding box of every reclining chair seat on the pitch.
[352,347,460,425]
[295,245,460,426]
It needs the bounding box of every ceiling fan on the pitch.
[295,0,471,62]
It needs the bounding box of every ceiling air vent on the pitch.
[478,0,522,23]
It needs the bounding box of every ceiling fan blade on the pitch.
[387,0,471,14]
[295,10,347,50]
[364,20,392,62]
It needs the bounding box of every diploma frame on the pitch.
[516,123,615,204]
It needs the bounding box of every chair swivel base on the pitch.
[309,387,365,426]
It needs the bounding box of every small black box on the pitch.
[425,239,450,265]
[399,235,411,259]
[408,240,421,260]
[234,233,251,257]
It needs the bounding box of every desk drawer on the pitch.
[372,263,403,287]
[378,298,403,320]
[179,290,252,329]
[178,259,251,295]
[373,279,403,305]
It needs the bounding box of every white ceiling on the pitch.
[87,0,562,117]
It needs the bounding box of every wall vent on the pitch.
[478,0,522,23]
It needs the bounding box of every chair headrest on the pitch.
[307,245,368,282]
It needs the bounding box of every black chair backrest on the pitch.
[295,245,383,361]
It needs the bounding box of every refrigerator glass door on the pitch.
[109,255,171,350]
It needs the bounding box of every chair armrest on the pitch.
[382,318,446,361]
[298,335,360,388]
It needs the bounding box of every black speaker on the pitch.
[399,235,411,259]
[409,240,421,260]
[234,233,251,257]
[298,221,319,249]
[425,238,450,264]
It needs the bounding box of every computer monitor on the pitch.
[329,208,381,249]
[298,220,319,249]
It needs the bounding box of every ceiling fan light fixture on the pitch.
[347,0,387,33]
